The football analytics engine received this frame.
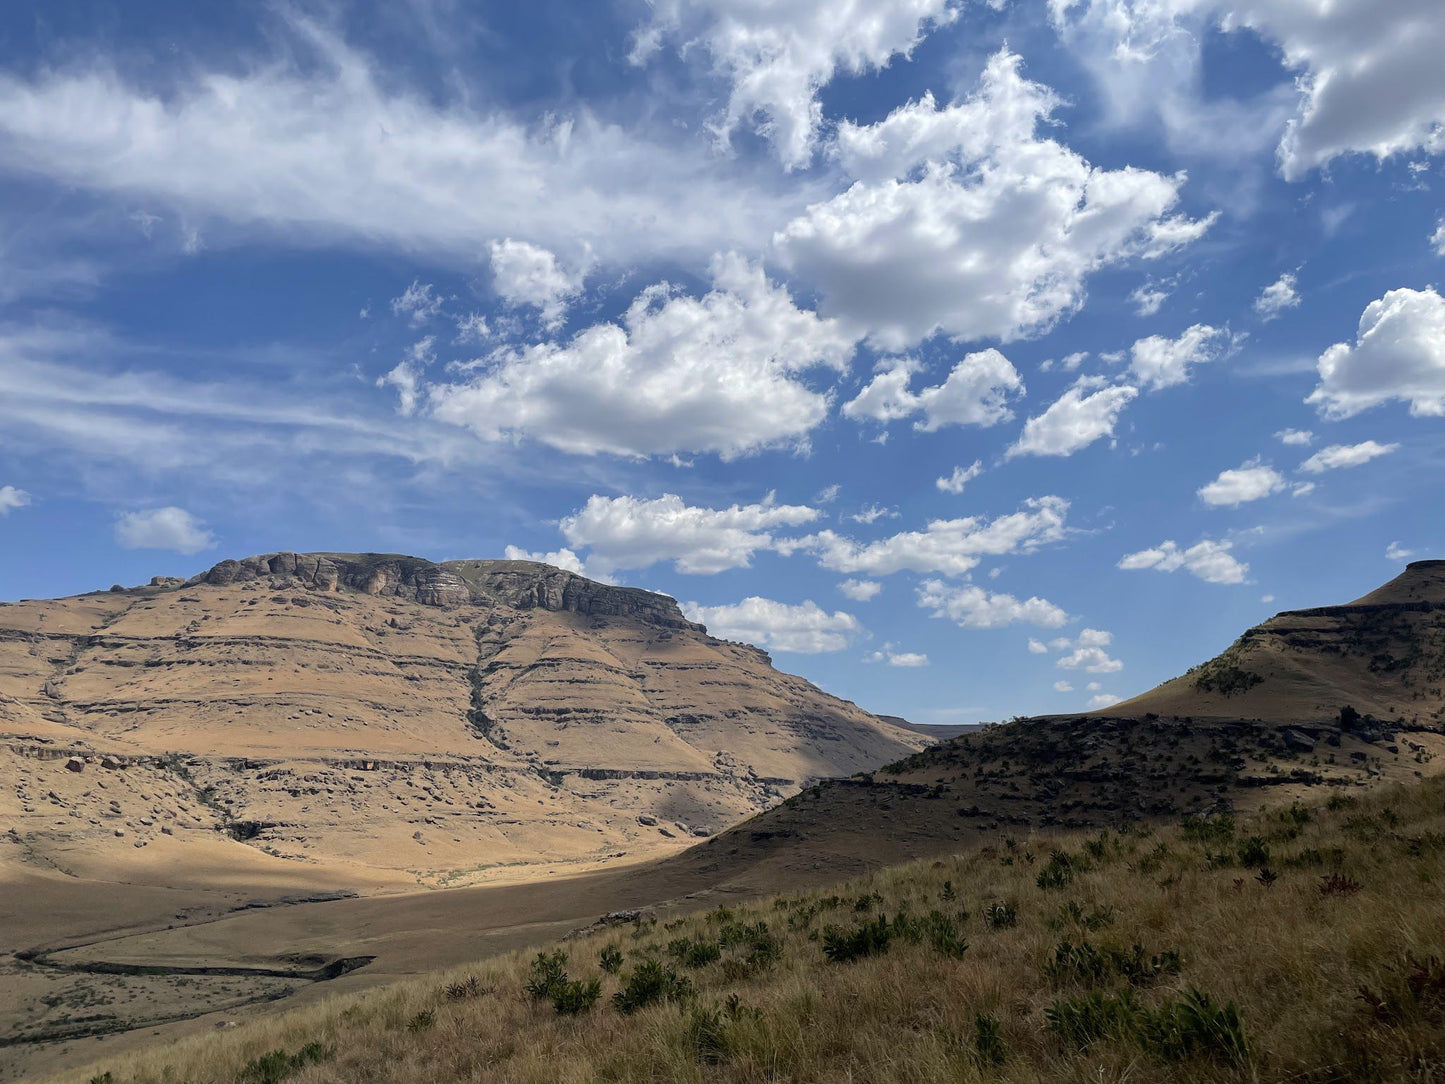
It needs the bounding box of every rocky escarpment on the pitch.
[187,552,701,630]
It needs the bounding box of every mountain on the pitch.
[0,552,925,896]
[683,560,1445,886]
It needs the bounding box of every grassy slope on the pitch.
[70,777,1445,1084]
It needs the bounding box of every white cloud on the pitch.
[936,460,983,494]
[1308,287,1445,419]
[1254,273,1300,321]
[0,19,798,267]
[1053,680,1074,692]
[1007,378,1137,458]
[1050,0,1445,180]
[488,239,585,330]
[775,50,1211,351]
[502,545,590,576]
[838,578,882,601]
[1118,538,1248,584]
[377,337,436,417]
[1130,282,1171,316]
[1128,324,1230,391]
[1433,219,1445,256]
[685,596,862,654]
[631,0,958,170]
[1028,638,1050,654]
[1198,459,1287,507]
[842,350,1024,431]
[808,496,1070,577]
[1386,541,1414,561]
[815,484,842,504]
[0,485,30,514]
[391,281,444,325]
[1275,428,1313,446]
[428,254,855,458]
[918,580,1071,629]
[1049,627,1123,673]
[455,312,491,344]
[1088,692,1122,710]
[556,491,819,577]
[1299,440,1399,473]
[114,507,216,554]
[864,643,929,667]
[848,505,899,525]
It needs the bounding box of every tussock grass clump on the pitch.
[66,777,1445,1084]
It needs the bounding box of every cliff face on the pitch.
[0,553,924,891]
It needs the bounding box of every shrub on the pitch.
[406,1008,435,1032]
[1036,851,1080,890]
[984,901,1017,928]
[524,950,570,1001]
[443,975,482,1001]
[1318,871,1363,897]
[822,914,894,963]
[1139,989,1248,1065]
[668,936,722,969]
[1237,836,1270,867]
[551,978,602,1015]
[684,1005,729,1063]
[613,960,693,1014]
[718,920,780,969]
[1181,813,1235,843]
[238,1041,334,1084]
[973,1012,1006,1067]
[599,945,624,973]
[1046,989,1141,1049]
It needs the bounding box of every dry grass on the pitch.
[65,778,1445,1084]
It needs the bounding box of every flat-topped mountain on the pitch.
[0,552,925,895]
[686,561,1445,886]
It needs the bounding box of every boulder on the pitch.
[64,756,84,773]
[100,755,124,770]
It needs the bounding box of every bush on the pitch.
[1318,872,1363,897]
[444,975,482,1001]
[1237,836,1270,868]
[1044,940,1178,987]
[406,1009,435,1032]
[1181,813,1235,843]
[524,950,570,1001]
[973,1012,1006,1067]
[551,978,602,1015]
[613,960,693,1014]
[822,914,893,963]
[1036,851,1081,890]
[1048,989,1247,1066]
[238,1041,334,1084]
[984,901,1017,928]
[599,945,624,973]
[668,936,722,968]
[684,1005,729,1063]
[1046,989,1142,1049]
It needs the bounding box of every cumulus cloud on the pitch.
[488,239,585,329]
[1308,287,1445,418]
[1050,0,1445,179]
[114,507,216,554]
[1029,639,1050,654]
[1275,428,1313,446]
[502,545,590,576]
[428,254,855,458]
[556,491,819,576]
[842,350,1024,431]
[936,460,984,494]
[848,505,899,525]
[838,578,882,601]
[0,485,30,514]
[1254,273,1301,320]
[775,50,1211,350]
[1088,692,1123,709]
[864,642,930,667]
[1128,324,1230,391]
[1198,459,1288,507]
[1129,282,1171,317]
[1048,627,1123,673]
[807,496,1070,577]
[1007,378,1137,458]
[1118,538,1248,584]
[685,596,862,653]
[1299,440,1399,473]
[377,337,437,417]
[917,580,1071,629]
[1433,219,1445,256]
[632,0,958,169]
[1386,541,1414,561]
[1053,680,1074,692]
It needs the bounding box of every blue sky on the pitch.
[1,0,1442,725]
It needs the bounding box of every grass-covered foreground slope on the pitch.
[71,777,1445,1084]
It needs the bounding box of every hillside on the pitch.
[680,560,1445,886]
[0,552,924,894]
[62,775,1445,1084]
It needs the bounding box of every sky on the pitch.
[0,0,1442,726]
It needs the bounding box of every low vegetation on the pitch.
[69,777,1445,1083]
